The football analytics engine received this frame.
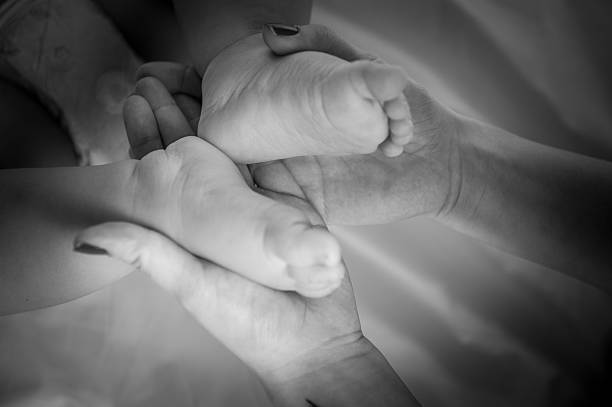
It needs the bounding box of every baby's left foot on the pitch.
[199,34,412,163]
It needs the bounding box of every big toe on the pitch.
[355,62,409,102]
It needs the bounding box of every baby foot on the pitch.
[199,34,413,163]
[129,134,345,298]
[124,76,345,298]
[0,0,138,164]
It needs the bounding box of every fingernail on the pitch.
[74,242,109,256]
[266,23,300,36]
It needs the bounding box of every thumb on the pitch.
[74,222,207,303]
[262,23,378,62]
[136,61,202,99]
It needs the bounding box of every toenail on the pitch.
[265,23,300,36]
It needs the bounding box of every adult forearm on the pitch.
[172,0,312,73]
[0,161,138,314]
[261,337,420,407]
[439,116,612,291]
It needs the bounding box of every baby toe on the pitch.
[384,96,410,121]
[360,62,409,103]
[380,139,405,157]
[389,117,414,143]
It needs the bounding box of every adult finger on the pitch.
[134,76,194,147]
[123,94,162,159]
[136,61,202,99]
[262,23,378,62]
[74,222,219,310]
[175,93,202,133]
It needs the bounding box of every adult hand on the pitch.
[137,25,463,225]
[256,24,465,224]
[75,219,362,379]
[75,220,418,406]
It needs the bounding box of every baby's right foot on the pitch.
[199,34,413,163]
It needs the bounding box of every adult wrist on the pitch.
[433,114,493,227]
[400,84,468,220]
[260,332,370,385]
[259,333,372,403]
[259,335,419,407]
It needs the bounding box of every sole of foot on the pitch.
[199,36,414,163]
